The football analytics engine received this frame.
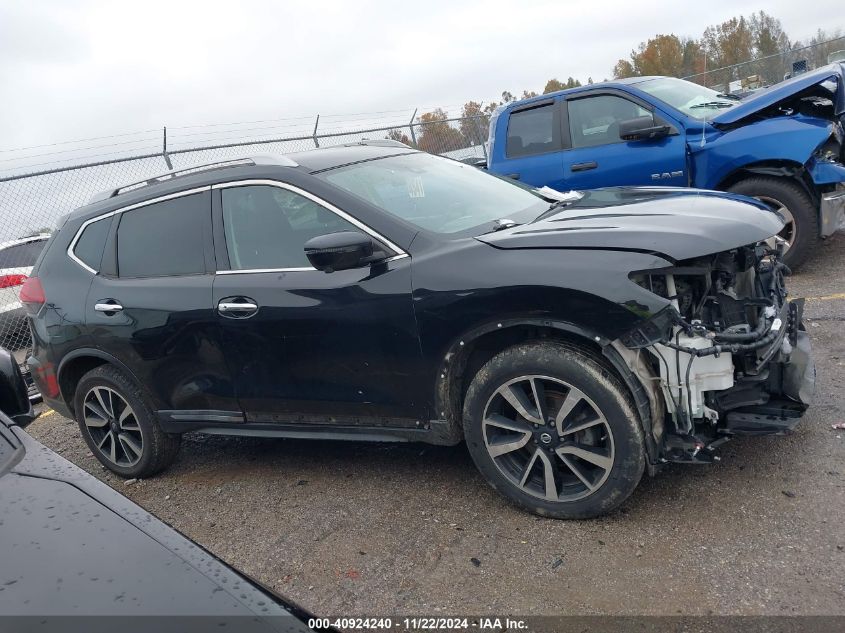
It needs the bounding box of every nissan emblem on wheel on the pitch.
[24,143,814,519]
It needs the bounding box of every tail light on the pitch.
[0,274,27,289]
[19,276,45,314]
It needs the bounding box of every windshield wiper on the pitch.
[689,101,735,109]
[716,93,742,101]
[491,218,520,232]
[533,199,577,222]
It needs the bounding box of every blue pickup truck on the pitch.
[486,64,845,267]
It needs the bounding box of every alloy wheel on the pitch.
[82,386,144,467]
[482,375,614,502]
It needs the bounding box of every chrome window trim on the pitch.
[213,253,410,276]
[211,179,408,274]
[66,186,211,274]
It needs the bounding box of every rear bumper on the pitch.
[27,354,71,418]
[820,183,845,237]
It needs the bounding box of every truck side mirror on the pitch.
[619,116,670,141]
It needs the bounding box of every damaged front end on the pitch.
[622,242,815,464]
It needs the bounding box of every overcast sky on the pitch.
[0,0,841,161]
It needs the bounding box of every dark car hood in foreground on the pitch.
[476,187,784,262]
[0,416,314,632]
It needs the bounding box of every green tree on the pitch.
[542,77,581,93]
[749,11,790,85]
[459,101,490,147]
[612,59,636,79]
[386,128,412,146]
[613,34,703,79]
[793,28,845,69]
[416,108,465,154]
[702,16,754,87]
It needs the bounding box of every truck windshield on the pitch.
[317,152,547,235]
[636,77,737,120]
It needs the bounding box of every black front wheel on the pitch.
[727,176,818,270]
[74,365,181,478]
[462,341,645,519]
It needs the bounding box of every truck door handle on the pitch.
[94,300,123,313]
[571,161,598,172]
[217,297,259,318]
[506,173,521,180]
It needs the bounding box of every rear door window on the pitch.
[116,193,208,278]
[506,104,557,157]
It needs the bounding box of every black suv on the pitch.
[24,142,814,518]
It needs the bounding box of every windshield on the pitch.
[317,152,547,235]
[636,77,736,120]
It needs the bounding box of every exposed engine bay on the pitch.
[626,242,815,463]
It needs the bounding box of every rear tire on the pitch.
[73,365,181,478]
[462,341,645,519]
[727,176,818,270]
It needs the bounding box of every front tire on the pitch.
[462,341,645,519]
[727,176,818,270]
[73,365,181,478]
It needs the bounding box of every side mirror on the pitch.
[304,231,377,273]
[619,116,670,141]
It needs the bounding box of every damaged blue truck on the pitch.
[487,63,845,268]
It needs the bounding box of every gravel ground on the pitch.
[26,234,845,617]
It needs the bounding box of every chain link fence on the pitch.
[683,35,845,93]
[0,113,489,391]
[5,31,842,396]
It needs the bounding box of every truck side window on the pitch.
[506,105,555,158]
[567,95,650,149]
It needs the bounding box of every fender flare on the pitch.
[56,348,150,409]
[716,161,819,205]
[432,317,663,458]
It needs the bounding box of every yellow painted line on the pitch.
[805,293,845,302]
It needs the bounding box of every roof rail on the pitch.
[88,155,298,204]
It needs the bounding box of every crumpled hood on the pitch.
[476,187,785,262]
[712,62,845,126]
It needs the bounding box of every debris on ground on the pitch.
[782,490,796,498]
[124,478,137,486]
[470,557,481,567]
[551,558,564,570]
[832,422,845,430]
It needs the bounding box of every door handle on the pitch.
[94,301,123,313]
[506,173,521,180]
[571,161,598,172]
[218,302,258,313]
[217,298,259,318]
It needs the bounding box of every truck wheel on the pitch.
[727,177,818,269]
[73,365,181,478]
[462,341,645,519]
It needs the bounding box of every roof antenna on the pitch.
[700,48,707,148]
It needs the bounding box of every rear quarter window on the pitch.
[72,216,113,272]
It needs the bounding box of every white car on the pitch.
[0,234,50,349]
